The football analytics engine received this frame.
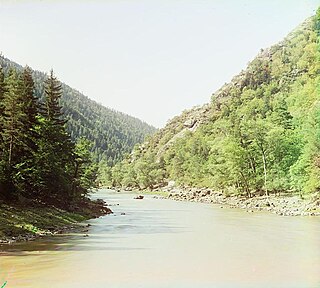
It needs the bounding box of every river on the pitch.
[0,189,320,288]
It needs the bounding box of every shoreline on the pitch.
[88,186,320,216]
[0,198,112,245]
[161,186,320,216]
[116,184,320,216]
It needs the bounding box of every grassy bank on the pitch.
[0,199,112,244]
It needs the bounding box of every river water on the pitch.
[0,189,319,288]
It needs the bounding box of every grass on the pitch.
[0,204,88,241]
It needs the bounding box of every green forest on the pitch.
[0,67,99,208]
[0,56,156,166]
[107,9,320,198]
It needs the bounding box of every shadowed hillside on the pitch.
[0,56,156,165]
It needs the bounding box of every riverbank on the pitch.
[0,198,112,244]
[159,186,320,216]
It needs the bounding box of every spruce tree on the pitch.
[35,70,74,206]
[42,70,65,125]
[0,69,27,199]
[0,66,5,149]
[0,66,6,198]
[13,66,40,197]
[0,66,5,112]
[21,66,38,132]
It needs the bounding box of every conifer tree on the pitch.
[13,66,40,196]
[0,66,5,150]
[0,66,5,111]
[35,70,74,205]
[42,70,65,125]
[0,69,27,198]
[21,66,38,132]
[0,66,6,197]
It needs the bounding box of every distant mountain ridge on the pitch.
[0,56,156,165]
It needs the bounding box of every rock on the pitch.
[168,180,176,188]
[96,198,105,205]
[199,191,207,197]
[183,119,196,128]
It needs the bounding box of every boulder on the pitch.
[183,119,196,128]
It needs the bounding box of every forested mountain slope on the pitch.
[109,10,320,197]
[0,56,156,165]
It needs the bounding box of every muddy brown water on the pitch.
[0,189,319,288]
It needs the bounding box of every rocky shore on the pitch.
[0,198,112,244]
[159,186,320,216]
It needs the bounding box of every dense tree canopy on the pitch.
[0,67,98,208]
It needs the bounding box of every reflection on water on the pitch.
[0,189,320,288]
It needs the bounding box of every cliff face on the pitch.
[110,12,320,197]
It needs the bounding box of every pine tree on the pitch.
[42,70,65,125]
[21,66,38,133]
[2,70,26,166]
[0,66,5,150]
[35,70,74,206]
[0,69,28,198]
[0,66,5,112]
[0,66,6,198]
[12,66,41,197]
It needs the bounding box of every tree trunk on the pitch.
[262,151,268,197]
[8,135,13,167]
[72,162,80,197]
[261,150,273,207]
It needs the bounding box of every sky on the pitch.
[0,0,319,128]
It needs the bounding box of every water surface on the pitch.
[1,189,319,287]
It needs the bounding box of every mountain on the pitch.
[108,9,320,197]
[0,56,156,165]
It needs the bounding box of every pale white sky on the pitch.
[0,0,319,128]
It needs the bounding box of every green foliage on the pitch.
[0,57,156,166]
[315,7,320,36]
[73,138,98,196]
[0,66,98,208]
[110,10,320,197]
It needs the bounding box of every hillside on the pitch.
[0,56,156,165]
[108,10,320,198]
